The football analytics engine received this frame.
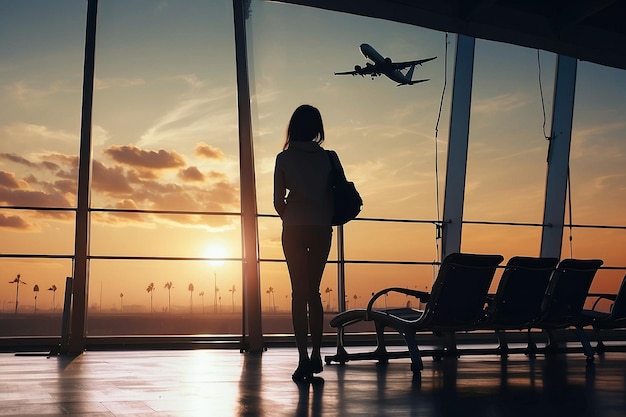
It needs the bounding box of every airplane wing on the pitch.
[334,65,378,76]
[392,56,437,70]
[399,78,430,86]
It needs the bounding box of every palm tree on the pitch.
[164,281,173,313]
[119,292,124,311]
[48,284,58,311]
[146,283,155,312]
[325,287,333,310]
[228,284,236,312]
[33,285,39,314]
[353,294,358,308]
[188,283,194,313]
[9,274,27,314]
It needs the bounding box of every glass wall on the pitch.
[86,0,240,335]
[570,61,626,298]
[0,1,85,335]
[463,40,556,259]
[246,0,452,332]
[2,0,625,341]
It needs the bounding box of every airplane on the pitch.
[334,43,436,86]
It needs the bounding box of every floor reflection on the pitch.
[2,348,626,417]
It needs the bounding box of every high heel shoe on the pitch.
[292,359,312,382]
[310,355,323,374]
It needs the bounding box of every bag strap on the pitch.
[326,150,347,181]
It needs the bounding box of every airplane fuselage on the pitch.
[359,43,415,85]
[334,43,435,86]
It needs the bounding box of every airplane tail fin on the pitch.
[405,64,416,81]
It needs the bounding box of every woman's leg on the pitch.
[282,226,311,362]
[307,227,332,360]
[283,225,332,378]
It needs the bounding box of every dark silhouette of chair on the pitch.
[480,256,559,354]
[326,252,504,375]
[579,274,626,354]
[532,258,603,363]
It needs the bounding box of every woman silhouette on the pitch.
[273,104,344,382]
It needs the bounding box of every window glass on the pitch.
[88,259,242,335]
[0,0,85,336]
[463,40,556,262]
[87,0,240,336]
[248,0,451,333]
[571,62,626,295]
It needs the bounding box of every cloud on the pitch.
[104,145,186,169]
[0,141,239,230]
[0,186,72,207]
[195,142,226,160]
[0,153,36,168]
[178,166,205,182]
[0,153,65,172]
[174,74,205,90]
[136,87,236,148]
[0,171,22,188]
[94,77,145,90]
[0,213,31,230]
[7,80,76,105]
[91,160,134,195]
[2,122,76,143]
[472,92,529,114]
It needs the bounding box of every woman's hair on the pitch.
[283,104,325,150]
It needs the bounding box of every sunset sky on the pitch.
[1,0,625,318]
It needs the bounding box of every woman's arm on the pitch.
[273,157,286,217]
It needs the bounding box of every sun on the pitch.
[203,244,227,266]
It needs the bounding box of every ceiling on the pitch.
[277,0,626,70]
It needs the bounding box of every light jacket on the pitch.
[273,141,338,226]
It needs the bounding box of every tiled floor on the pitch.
[1,346,626,416]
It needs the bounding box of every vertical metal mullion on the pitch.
[233,0,264,352]
[335,225,346,349]
[68,0,98,354]
[540,55,577,258]
[441,34,475,258]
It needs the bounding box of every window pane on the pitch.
[90,212,241,259]
[463,40,556,256]
[248,1,451,336]
[249,1,449,223]
[91,0,239,213]
[0,209,76,255]
[88,259,242,336]
[0,258,72,337]
[0,1,84,209]
[0,0,85,337]
[569,61,626,295]
[87,0,240,336]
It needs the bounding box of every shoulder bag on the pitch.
[327,151,363,226]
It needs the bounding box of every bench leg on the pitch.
[403,330,424,374]
[496,330,509,356]
[373,321,390,363]
[574,326,595,364]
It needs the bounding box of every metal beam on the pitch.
[540,55,577,259]
[68,0,98,354]
[441,34,475,258]
[233,0,264,353]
